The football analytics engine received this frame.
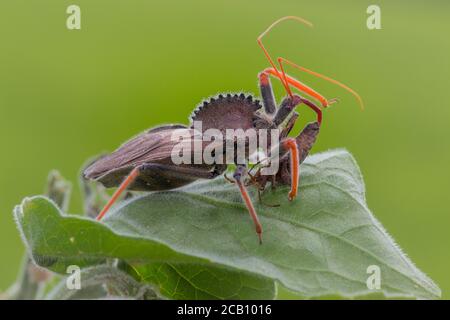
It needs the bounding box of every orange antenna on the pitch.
[258,16,364,110]
[279,57,365,110]
[257,16,314,97]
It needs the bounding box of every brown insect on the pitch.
[83,16,362,243]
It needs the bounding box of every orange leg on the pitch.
[234,165,263,244]
[96,167,140,221]
[264,67,329,108]
[282,138,299,201]
[262,70,323,125]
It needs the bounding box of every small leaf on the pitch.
[14,150,441,299]
[46,265,158,300]
[4,170,71,300]
[46,170,72,212]
[79,158,110,218]
[3,255,46,300]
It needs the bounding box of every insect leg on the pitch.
[272,93,322,125]
[263,67,329,107]
[273,95,302,126]
[233,164,263,244]
[267,121,320,194]
[95,164,224,221]
[258,72,276,115]
[280,138,300,201]
[280,112,299,138]
[96,166,141,221]
[295,121,320,164]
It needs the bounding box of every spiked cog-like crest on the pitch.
[189,93,262,133]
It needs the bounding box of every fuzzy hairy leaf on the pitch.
[14,150,441,299]
[134,263,276,300]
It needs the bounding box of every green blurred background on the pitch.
[1,0,449,298]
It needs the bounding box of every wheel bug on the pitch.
[83,16,363,243]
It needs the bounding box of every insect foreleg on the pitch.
[258,72,276,115]
[273,95,302,126]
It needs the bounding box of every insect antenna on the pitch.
[257,16,313,97]
[258,16,364,110]
[278,57,365,110]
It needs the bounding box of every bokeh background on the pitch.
[1,0,449,298]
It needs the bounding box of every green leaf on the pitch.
[13,197,275,300]
[14,149,441,299]
[134,263,276,300]
[14,197,202,273]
